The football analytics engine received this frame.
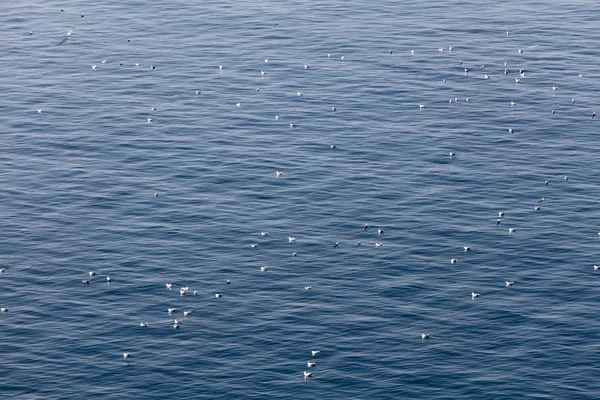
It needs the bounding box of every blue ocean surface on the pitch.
[1,0,600,398]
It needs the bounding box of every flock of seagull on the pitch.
[9,7,600,383]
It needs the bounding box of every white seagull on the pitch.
[140,322,148,327]
[276,171,283,177]
[166,283,172,290]
[421,333,430,340]
[183,310,192,316]
[311,350,320,356]
[147,117,153,124]
[260,231,269,237]
[260,266,269,272]
[304,371,313,379]
[505,281,514,286]
[215,293,223,298]
[508,228,516,234]
[464,247,471,252]
[168,308,177,314]
[304,286,312,290]
[472,292,480,300]
[0,308,8,312]
[450,258,457,264]
[288,237,296,243]
[123,352,131,359]
[307,362,316,368]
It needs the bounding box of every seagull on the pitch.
[506,30,510,36]
[572,98,575,104]
[579,73,585,78]
[304,286,312,290]
[511,101,517,107]
[464,68,468,75]
[340,56,345,60]
[193,290,199,295]
[166,283,172,290]
[179,289,186,296]
[499,211,504,218]
[304,371,312,379]
[375,242,383,247]
[304,65,310,69]
[275,114,280,120]
[328,53,331,58]
[505,281,514,287]
[236,103,241,107]
[150,65,155,70]
[311,350,320,356]
[135,63,140,67]
[260,231,269,237]
[464,247,470,252]
[106,276,112,284]
[0,268,5,273]
[297,92,303,96]
[518,49,523,54]
[364,223,369,230]
[331,107,336,111]
[101,60,107,65]
[140,322,148,327]
[378,228,384,235]
[333,242,339,248]
[450,258,457,264]
[545,180,549,185]
[552,109,555,115]
[183,310,192,316]
[293,252,298,257]
[484,74,489,79]
[89,271,96,278]
[508,228,516,234]
[593,112,596,119]
[173,323,180,329]
[289,123,296,128]
[147,117,153,124]
[276,171,283,177]
[535,206,541,211]
[260,266,269,272]
[65,28,75,36]
[215,293,223,298]
[410,50,415,55]
[552,86,558,91]
[472,292,480,300]
[508,128,514,134]
[289,237,296,243]
[261,71,266,76]
[219,65,223,71]
[196,90,201,95]
[419,104,425,109]
[389,50,393,55]
[538,197,544,203]
[421,333,430,340]
[594,265,599,271]
[0,308,9,312]
[449,152,455,157]
[82,280,90,285]
[264,59,269,63]
[29,31,33,37]
[168,308,177,314]
[307,362,316,368]
[91,65,97,70]
[449,46,454,51]
[438,48,444,52]
[123,352,131,359]
[330,145,336,149]
[250,243,258,248]
[357,241,361,246]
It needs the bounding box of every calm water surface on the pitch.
[1,0,600,398]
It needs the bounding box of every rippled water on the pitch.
[1,0,600,398]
